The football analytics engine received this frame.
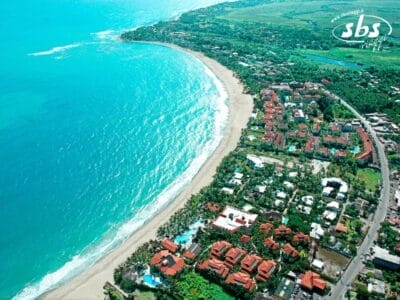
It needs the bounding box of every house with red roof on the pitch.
[264,237,280,251]
[225,272,257,293]
[317,147,330,160]
[260,223,274,234]
[283,243,300,261]
[274,225,292,237]
[356,127,372,165]
[182,243,201,260]
[161,239,179,253]
[211,241,232,259]
[150,250,185,277]
[305,137,315,157]
[256,260,277,282]
[225,247,247,268]
[197,258,229,279]
[292,232,310,245]
[240,234,251,243]
[312,123,321,136]
[299,271,327,292]
[240,254,262,274]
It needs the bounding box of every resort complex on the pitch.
[102,1,400,299]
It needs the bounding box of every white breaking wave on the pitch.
[91,30,120,41]
[28,43,81,57]
[13,55,229,300]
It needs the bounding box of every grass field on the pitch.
[299,47,400,69]
[222,0,400,36]
[357,168,380,191]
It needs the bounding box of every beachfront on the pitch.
[43,47,253,299]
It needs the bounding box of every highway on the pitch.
[323,92,391,300]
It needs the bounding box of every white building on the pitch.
[212,206,258,233]
[246,154,264,168]
[310,223,324,239]
[302,195,314,206]
[221,187,234,195]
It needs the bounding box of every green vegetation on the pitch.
[174,272,233,300]
[356,168,380,192]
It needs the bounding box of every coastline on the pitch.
[42,44,253,300]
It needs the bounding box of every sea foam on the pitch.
[28,43,81,57]
[13,55,229,300]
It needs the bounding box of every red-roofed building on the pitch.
[356,128,373,164]
[274,225,292,237]
[161,239,179,253]
[150,250,185,277]
[334,150,346,159]
[264,237,280,251]
[260,223,274,234]
[300,271,327,292]
[182,243,201,260]
[283,243,299,260]
[305,137,315,157]
[256,260,277,282]
[225,247,247,268]
[240,234,251,243]
[292,232,310,245]
[240,254,262,274]
[211,241,232,259]
[197,258,229,279]
[317,147,330,159]
[335,222,348,233]
[225,272,257,293]
[206,202,221,212]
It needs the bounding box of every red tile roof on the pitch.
[292,232,310,245]
[150,250,185,276]
[206,202,221,212]
[283,243,299,258]
[305,137,315,154]
[225,272,256,292]
[335,222,348,233]
[260,223,274,234]
[225,247,247,268]
[211,241,232,258]
[240,234,251,243]
[300,271,327,291]
[264,237,280,250]
[197,258,229,279]
[256,260,277,282]
[240,254,262,274]
[274,225,292,237]
[356,128,372,162]
[161,239,179,253]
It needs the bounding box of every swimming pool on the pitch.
[174,220,204,245]
[143,274,160,288]
[288,145,296,152]
[352,145,360,154]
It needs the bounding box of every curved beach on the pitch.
[43,45,253,300]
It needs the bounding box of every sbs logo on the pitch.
[332,13,392,44]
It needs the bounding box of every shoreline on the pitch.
[42,43,253,300]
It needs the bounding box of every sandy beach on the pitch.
[43,44,253,300]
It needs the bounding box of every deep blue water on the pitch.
[0,1,230,299]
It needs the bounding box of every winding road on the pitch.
[323,91,391,300]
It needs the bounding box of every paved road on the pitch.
[323,92,391,300]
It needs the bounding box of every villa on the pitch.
[150,250,185,277]
[211,241,232,258]
[283,243,299,260]
[274,225,292,237]
[299,271,327,292]
[225,247,247,268]
[225,272,257,293]
[161,239,179,254]
[255,260,277,282]
[264,237,280,251]
[197,258,230,279]
[240,254,262,274]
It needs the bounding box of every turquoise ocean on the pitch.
[0,1,231,298]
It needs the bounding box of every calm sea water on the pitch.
[0,1,230,299]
